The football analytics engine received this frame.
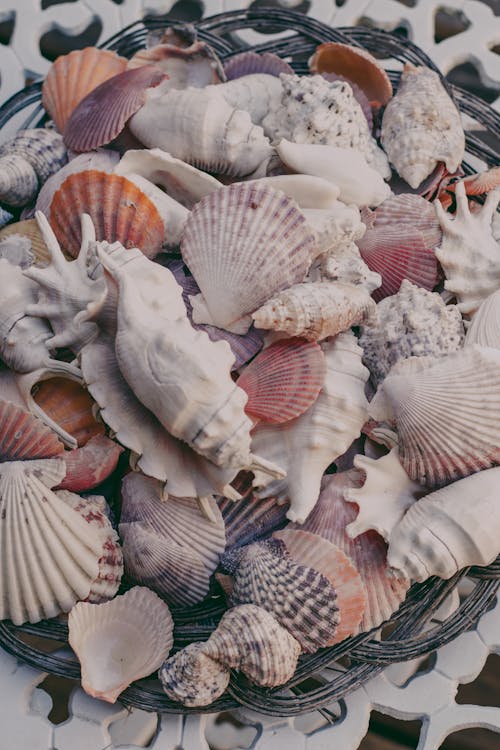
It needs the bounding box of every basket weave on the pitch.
[0,7,499,718]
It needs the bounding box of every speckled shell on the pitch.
[159,643,230,707]
[181,182,315,334]
[129,85,273,177]
[465,289,500,349]
[369,346,500,486]
[0,398,63,460]
[252,281,376,341]
[387,466,500,581]
[69,587,173,703]
[359,280,465,386]
[381,64,465,189]
[202,604,301,686]
[252,331,370,522]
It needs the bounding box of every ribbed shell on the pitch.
[181,183,315,334]
[0,155,37,207]
[159,643,230,707]
[68,587,173,703]
[218,491,289,550]
[0,399,63,460]
[0,219,49,267]
[465,289,500,349]
[224,51,293,79]
[224,538,339,653]
[58,436,122,493]
[363,194,442,248]
[128,40,224,88]
[0,129,68,205]
[42,48,128,132]
[252,281,376,340]
[202,603,301,686]
[369,346,500,486]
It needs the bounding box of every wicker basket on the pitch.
[0,7,499,718]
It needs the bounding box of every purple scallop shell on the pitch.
[224,51,293,80]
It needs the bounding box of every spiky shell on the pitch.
[181,183,315,334]
[387,466,500,581]
[359,280,465,386]
[129,85,272,177]
[0,129,67,206]
[381,64,464,189]
[369,346,500,486]
[0,399,63,460]
[42,48,127,132]
[252,281,375,341]
[465,289,500,349]
[68,587,173,703]
[159,643,230,707]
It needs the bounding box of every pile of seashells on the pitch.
[0,25,499,708]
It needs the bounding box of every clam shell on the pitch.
[159,643,230,707]
[42,48,128,133]
[58,435,123,493]
[0,219,49,267]
[128,40,224,87]
[181,183,315,333]
[465,289,500,349]
[202,603,301,686]
[224,51,293,79]
[64,66,166,152]
[68,587,173,703]
[0,398,63,460]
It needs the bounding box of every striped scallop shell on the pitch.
[181,183,315,334]
[465,289,500,349]
[42,48,128,132]
[69,587,173,703]
[218,491,289,550]
[159,643,230,707]
[369,346,500,486]
[0,399,63,460]
[224,51,293,79]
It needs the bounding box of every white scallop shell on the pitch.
[68,586,173,703]
[465,289,500,349]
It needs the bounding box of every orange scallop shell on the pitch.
[42,48,128,133]
[49,170,164,258]
[32,377,105,447]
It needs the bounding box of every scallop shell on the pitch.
[434,182,500,316]
[68,587,173,703]
[0,219,48,267]
[277,139,392,208]
[252,281,376,341]
[363,193,442,248]
[159,643,230,707]
[223,538,339,653]
[387,466,500,581]
[218,490,289,550]
[42,48,128,133]
[274,529,367,643]
[202,603,301,686]
[0,458,106,624]
[64,66,166,152]
[58,435,123,493]
[49,170,165,259]
[238,338,326,423]
[292,472,410,631]
[181,183,315,334]
[224,51,293,79]
[128,39,224,87]
[439,167,500,209]
[368,346,500,486]
[359,280,465,386]
[0,399,63,460]
[129,85,273,177]
[465,289,500,349]
[381,64,465,189]
[252,331,369,523]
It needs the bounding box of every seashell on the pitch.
[388,467,500,582]
[0,457,106,624]
[292,472,410,631]
[57,435,123,493]
[36,149,119,217]
[0,206,14,228]
[439,166,500,209]
[201,603,301,686]
[64,66,166,152]
[381,63,465,189]
[42,48,128,133]
[57,490,123,603]
[159,642,230,707]
[0,398,63,460]
[128,39,225,88]
[0,219,48,267]
[303,202,365,256]
[434,182,500,316]
[114,148,221,209]
[274,529,367,643]
[216,74,284,128]
[465,289,500,349]
[224,51,293,80]
[262,74,390,177]
[218,490,289,550]
[129,85,273,177]
[344,448,424,542]
[321,72,373,130]
[309,42,392,107]
[359,280,465,386]
[362,193,442,248]
[181,183,315,334]
[0,129,68,207]
[242,174,341,210]
[252,281,376,341]
[223,539,339,652]
[238,337,326,423]
[368,346,500,486]
[277,139,392,208]
[68,586,173,702]
[252,331,370,522]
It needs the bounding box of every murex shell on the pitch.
[381,63,465,189]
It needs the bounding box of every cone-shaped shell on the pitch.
[42,48,128,133]
[69,587,173,703]
[202,603,301,686]
[368,346,500,486]
[465,289,500,349]
[181,183,315,334]
[0,399,63,461]
[159,643,230,707]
